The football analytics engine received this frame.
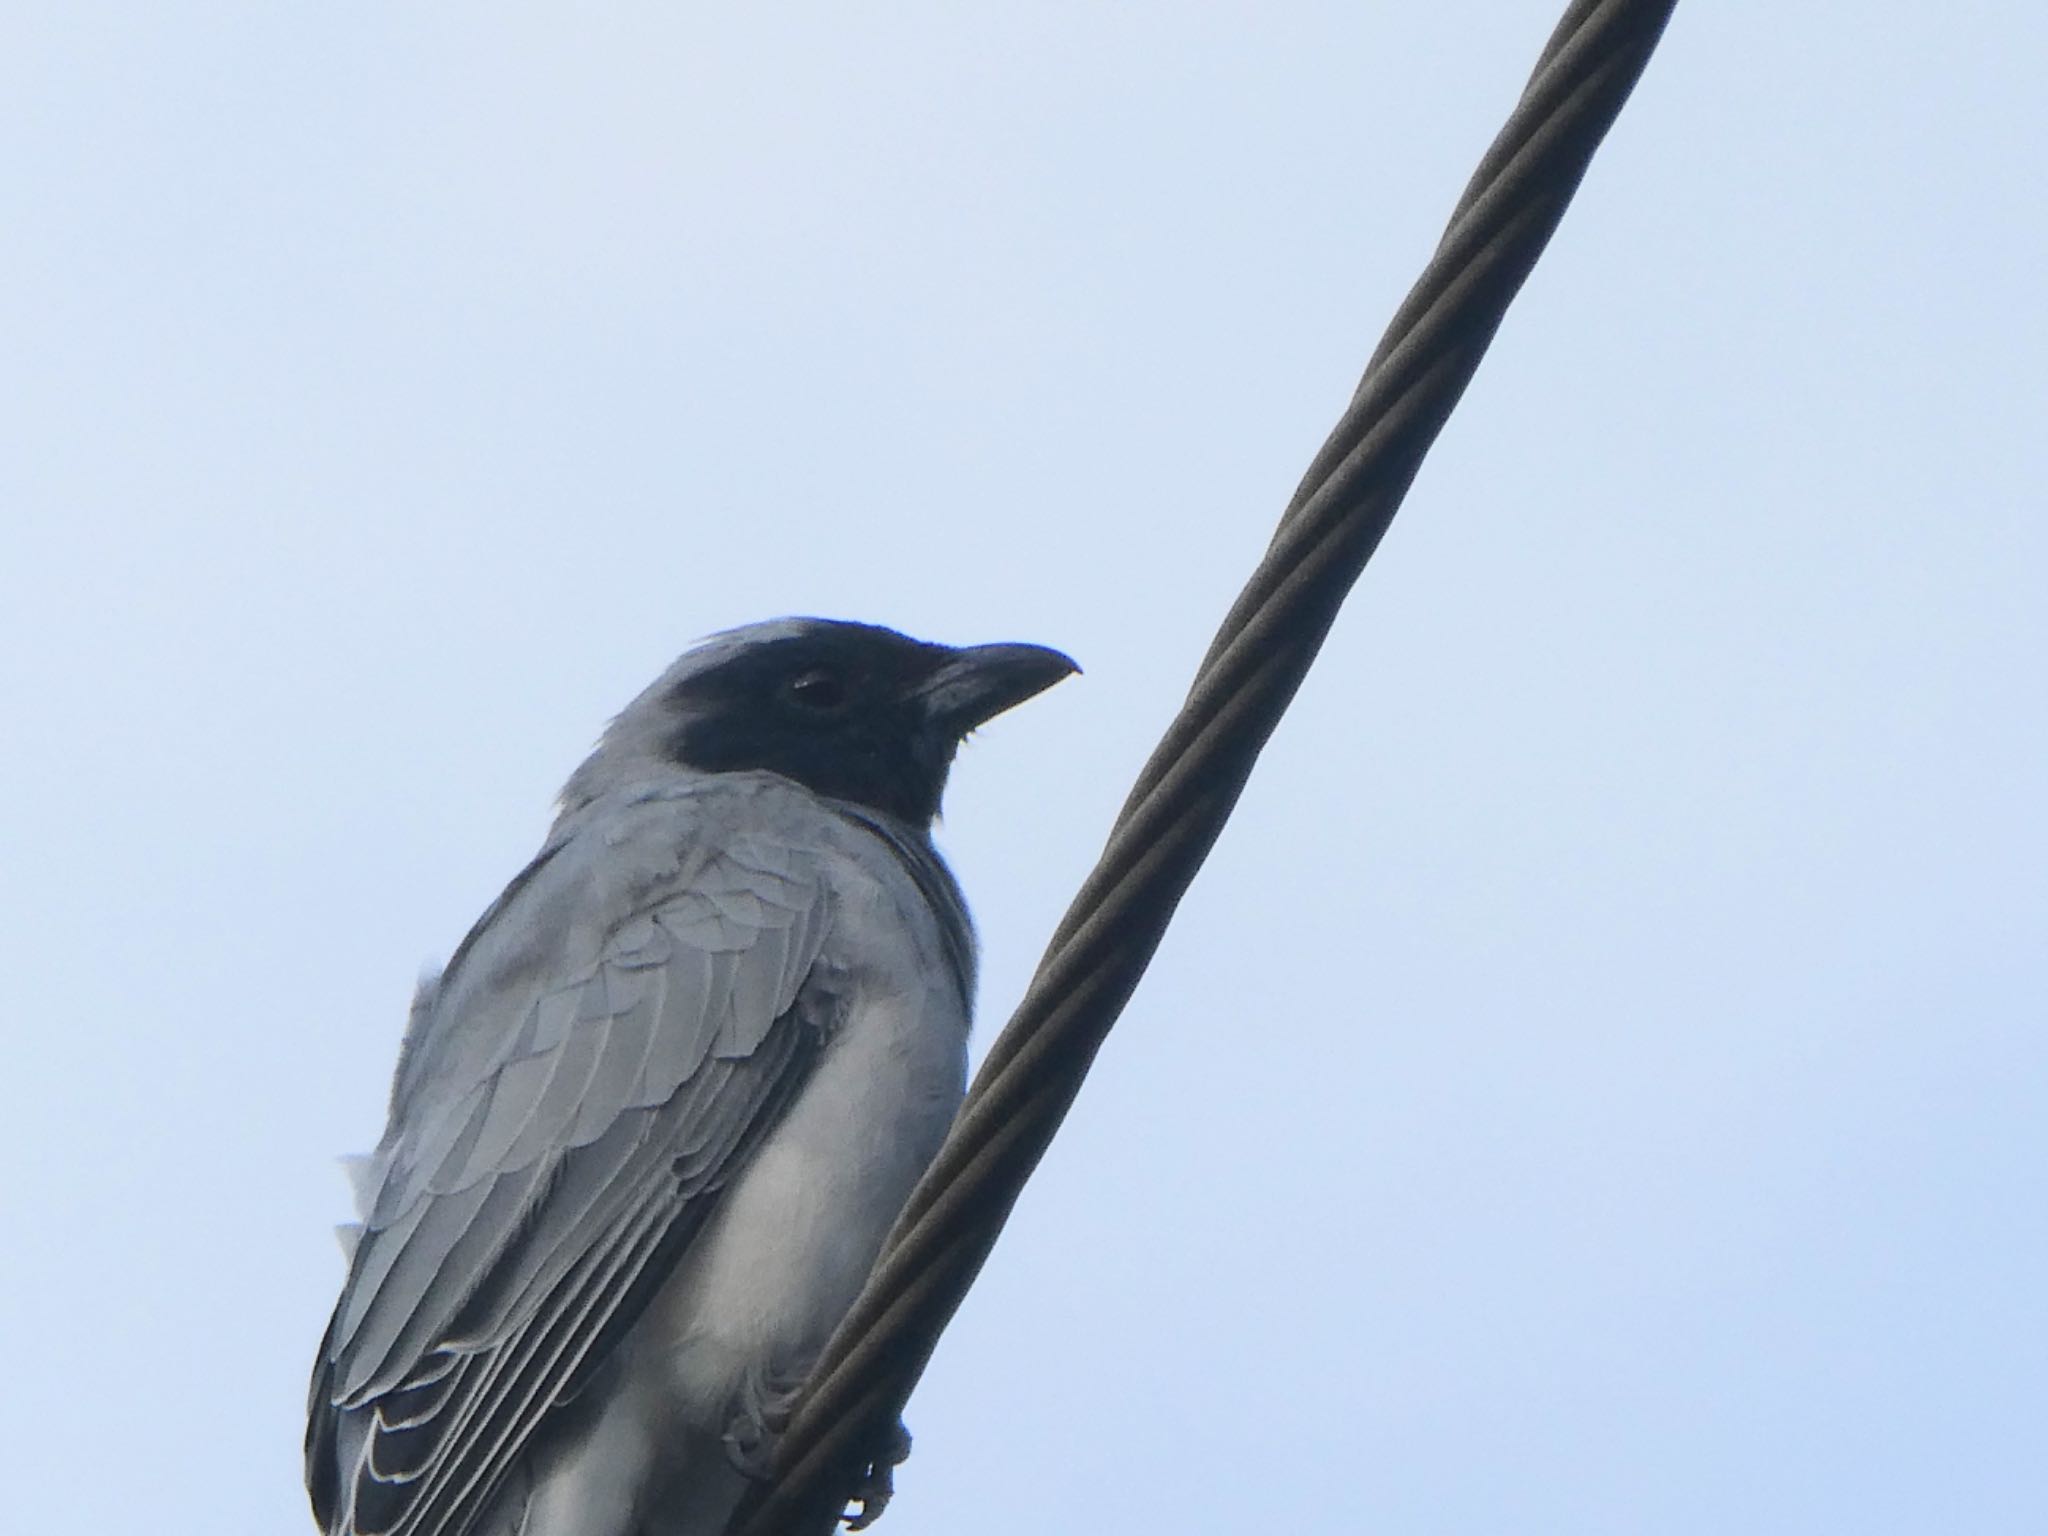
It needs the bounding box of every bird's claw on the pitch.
[841,1420,911,1532]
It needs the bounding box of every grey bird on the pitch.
[307,618,1075,1536]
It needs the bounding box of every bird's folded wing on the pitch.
[307,830,836,1536]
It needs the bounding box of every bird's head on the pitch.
[561,618,1078,825]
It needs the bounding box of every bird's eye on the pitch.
[787,668,848,712]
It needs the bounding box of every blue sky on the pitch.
[3,4,2043,1532]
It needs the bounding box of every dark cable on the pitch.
[736,3,1680,1529]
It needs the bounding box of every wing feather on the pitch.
[309,807,839,1536]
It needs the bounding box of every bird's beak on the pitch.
[917,641,1079,736]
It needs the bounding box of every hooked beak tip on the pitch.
[920,641,1078,735]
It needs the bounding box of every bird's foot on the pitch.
[842,1419,911,1532]
[722,1359,812,1479]
[722,1367,910,1528]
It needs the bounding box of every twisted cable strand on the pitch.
[736,3,1679,1528]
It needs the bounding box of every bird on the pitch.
[307,618,1077,1536]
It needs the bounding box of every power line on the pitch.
[736,3,1682,1529]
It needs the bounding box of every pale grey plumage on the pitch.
[308,619,1071,1536]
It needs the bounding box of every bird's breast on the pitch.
[647,961,969,1424]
